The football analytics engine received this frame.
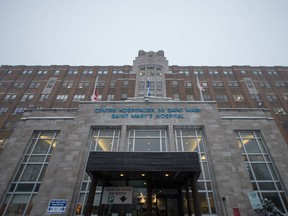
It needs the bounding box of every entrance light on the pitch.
[120,173,124,177]
[165,173,169,177]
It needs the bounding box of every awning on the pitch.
[86,152,201,187]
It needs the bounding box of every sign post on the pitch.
[102,187,133,204]
[46,199,67,214]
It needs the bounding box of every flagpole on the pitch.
[196,75,204,101]
[91,76,98,101]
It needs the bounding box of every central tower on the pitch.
[132,50,169,98]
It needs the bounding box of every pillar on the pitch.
[191,178,202,216]
[185,185,192,216]
[178,186,184,216]
[147,180,152,216]
[84,175,98,216]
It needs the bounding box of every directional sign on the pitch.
[102,187,133,204]
[248,192,263,210]
[47,199,67,214]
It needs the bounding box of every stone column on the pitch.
[147,180,152,215]
[185,185,192,216]
[84,175,98,216]
[191,179,201,216]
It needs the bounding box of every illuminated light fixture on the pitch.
[165,173,169,177]
[141,173,145,177]
[144,182,146,185]
[120,173,124,177]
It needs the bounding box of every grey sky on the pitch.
[0,0,287,66]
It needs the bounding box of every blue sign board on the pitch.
[47,199,67,214]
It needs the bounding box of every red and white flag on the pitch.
[196,76,205,92]
[196,76,205,101]
[91,76,100,101]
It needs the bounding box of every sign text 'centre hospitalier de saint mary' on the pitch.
[95,107,201,119]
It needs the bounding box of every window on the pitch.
[22,70,33,74]
[110,82,116,88]
[37,70,48,75]
[68,70,78,75]
[78,81,89,88]
[235,131,288,213]
[283,94,288,101]
[208,70,218,75]
[273,107,286,115]
[73,95,85,101]
[139,81,145,90]
[268,71,278,76]
[228,81,239,87]
[39,94,49,101]
[20,94,34,102]
[91,129,120,151]
[29,82,41,89]
[83,70,93,75]
[203,94,211,100]
[128,129,167,152]
[233,95,244,102]
[4,94,17,101]
[156,82,162,90]
[13,107,25,115]
[265,94,278,101]
[172,80,178,86]
[156,68,162,76]
[253,71,263,75]
[121,93,128,100]
[175,128,217,214]
[212,81,223,87]
[274,82,286,88]
[174,93,179,100]
[181,70,189,76]
[186,95,194,101]
[56,95,68,101]
[123,80,129,86]
[62,81,73,88]
[251,94,261,102]
[97,81,105,88]
[185,82,192,88]
[98,70,108,75]
[46,80,55,88]
[54,70,60,75]
[241,70,246,74]
[14,82,25,88]
[107,94,114,101]
[0,131,58,215]
[194,70,204,75]
[259,82,271,88]
[216,94,228,101]
[223,70,234,75]
[0,107,8,114]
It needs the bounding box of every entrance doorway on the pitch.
[85,152,202,216]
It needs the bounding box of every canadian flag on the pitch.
[91,76,100,101]
[196,76,205,91]
[92,89,99,101]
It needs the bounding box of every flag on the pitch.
[196,76,204,101]
[91,76,100,101]
[196,76,205,92]
[146,79,151,96]
[92,89,99,101]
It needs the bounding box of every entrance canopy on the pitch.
[86,152,201,187]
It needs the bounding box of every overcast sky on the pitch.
[0,0,287,67]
